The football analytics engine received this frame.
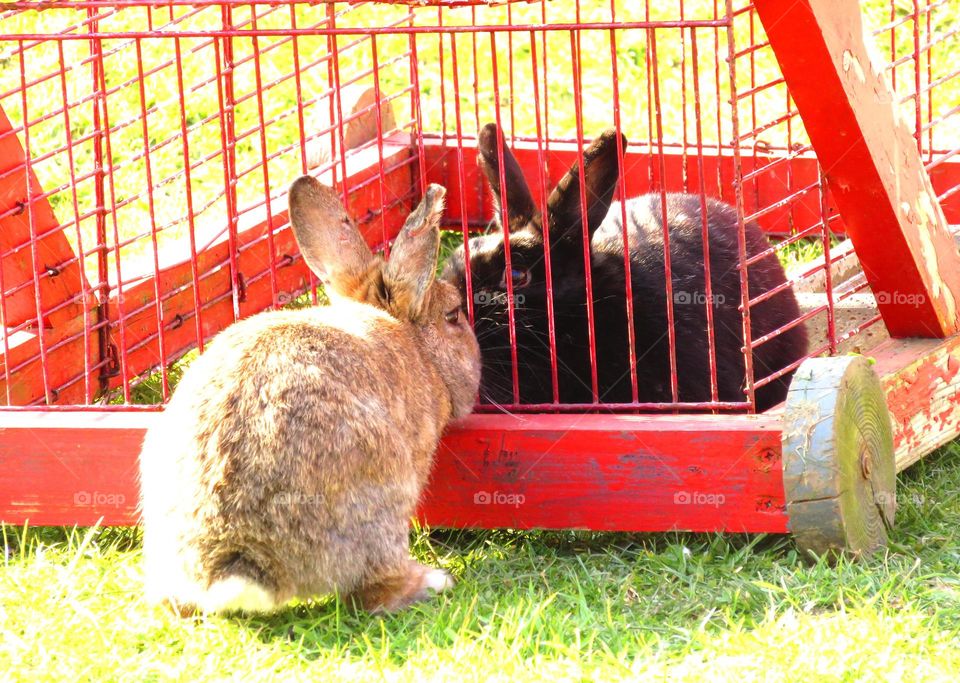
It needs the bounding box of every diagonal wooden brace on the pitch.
[754,0,960,337]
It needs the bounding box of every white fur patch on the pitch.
[422,568,454,594]
[199,576,277,614]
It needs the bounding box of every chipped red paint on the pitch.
[873,334,960,470]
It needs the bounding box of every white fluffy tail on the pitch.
[197,575,278,615]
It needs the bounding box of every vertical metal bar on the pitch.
[88,10,112,397]
[471,6,481,133]
[608,8,638,404]
[57,39,92,403]
[489,30,521,405]
[370,35,389,254]
[924,2,932,163]
[134,38,169,400]
[326,4,351,215]
[437,5,447,141]
[290,3,308,175]
[569,29,599,403]
[725,0,756,410]
[649,28,679,404]
[250,12,280,310]
[176,36,205,353]
[409,8,427,194]
[529,28,559,404]
[690,28,719,403]
[18,40,53,404]
[714,0,724,197]
[820,165,837,355]
[96,31,131,402]
[507,2,516,137]
[449,31,475,327]
[540,0,550,146]
[219,3,242,323]
[680,7,689,192]
[748,8,760,212]
[912,0,922,152]
[645,0,655,189]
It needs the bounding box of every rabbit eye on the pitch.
[500,267,531,289]
[444,308,461,325]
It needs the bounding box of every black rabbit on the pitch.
[441,124,808,412]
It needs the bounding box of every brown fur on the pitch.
[140,178,480,615]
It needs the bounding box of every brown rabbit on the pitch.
[139,178,480,615]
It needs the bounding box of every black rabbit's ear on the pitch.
[382,184,446,321]
[546,129,626,247]
[477,123,538,232]
[288,175,377,298]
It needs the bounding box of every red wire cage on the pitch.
[1,0,959,553]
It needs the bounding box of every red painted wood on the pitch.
[754,0,960,338]
[872,333,960,471]
[0,411,788,533]
[0,106,91,330]
[0,105,97,404]
[422,136,960,237]
[421,413,788,533]
[0,410,150,526]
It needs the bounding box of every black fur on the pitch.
[442,124,808,412]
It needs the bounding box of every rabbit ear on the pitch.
[288,176,378,298]
[477,123,538,232]
[382,184,447,320]
[546,129,626,248]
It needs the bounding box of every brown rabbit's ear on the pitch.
[546,129,627,248]
[288,175,377,298]
[382,184,446,321]
[477,123,538,232]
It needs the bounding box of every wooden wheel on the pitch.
[781,355,896,557]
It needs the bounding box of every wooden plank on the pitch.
[0,106,92,330]
[0,410,152,526]
[421,136,960,237]
[0,106,97,404]
[872,334,960,471]
[421,414,788,533]
[754,0,960,337]
[0,411,787,533]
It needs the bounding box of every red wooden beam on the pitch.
[872,333,960,471]
[0,411,788,533]
[422,136,960,237]
[754,0,960,338]
[421,413,787,533]
[0,106,97,404]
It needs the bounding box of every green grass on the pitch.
[3,444,959,681]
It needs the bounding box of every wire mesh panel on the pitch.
[0,0,957,413]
